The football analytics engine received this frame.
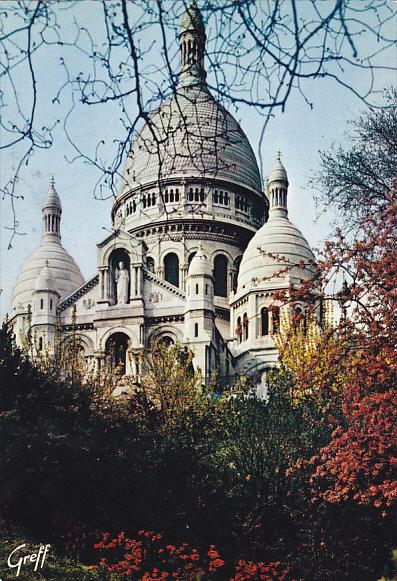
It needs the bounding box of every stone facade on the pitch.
[8,1,315,389]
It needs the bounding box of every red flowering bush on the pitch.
[92,530,293,580]
[310,389,397,511]
[92,530,224,579]
[231,560,294,580]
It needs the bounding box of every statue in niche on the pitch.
[115,261,130,304]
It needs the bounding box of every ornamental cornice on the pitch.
[59,275,99,312]
[62,322,94,332]
[147,315,184,325]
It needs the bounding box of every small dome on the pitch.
[268,152,288,184]
[180,0,205,34]
[238,214,315,290]
[43,177,62,210]
[188,244,213,277]
[12,241,84,310]
[35,261,57,292]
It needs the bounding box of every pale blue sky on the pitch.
[1,1,396,318]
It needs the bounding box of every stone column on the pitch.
[104,268,110,301]
[130,263,136,299]
[180,265,188,291]
[137,267,141,296]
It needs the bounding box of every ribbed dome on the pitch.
[268,156,288,184]
[11,179,85,311]
[238,214,315,289]
[43,178,62,210]
[121,83,262,194]
[11,241,84,310]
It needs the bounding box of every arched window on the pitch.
[147,257,155,272]
[188,251,196,269]
[38,336,43,351]
[294,306,303,321]
[261,307,269,336]
[236,316,242,343]
[160,335,174,348]
[40,299,44,310]
[214,254,228,297]
[272,306,280,334]
[164,253,179,287]
[194,323,199,337]
[105,332,129,375]
[233,255,242,292]
[50,299,53,311]
[243,313,249,341]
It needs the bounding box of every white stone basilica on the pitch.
[9,1,315,388]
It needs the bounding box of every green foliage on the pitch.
[0,322,394,580]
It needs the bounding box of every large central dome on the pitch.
[122,83,262,193]
[118,0,262,201]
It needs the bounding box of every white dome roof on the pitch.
[11,240,84,310]
[188,244,213,277]
[43,178,62,210]
[35,261,57,292]
[237,212,315,290]
[120,82,262,194]
[268,155,288,184]
[11,179,84,311]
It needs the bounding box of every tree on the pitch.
[314,86,397,228]
[1,0,396,246]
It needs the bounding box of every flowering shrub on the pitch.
[92,530,224,579]
[92,530,292,580]
[231,560,294,580]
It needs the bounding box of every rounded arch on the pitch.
[243,312,249,340]
[146,256,155,272]
[233,255,243,291]
[100,326,134,348]
[100,240,138,267]
[188,250,197,267]
[261,307,269,336]
[213,253,228,297]
[271,305,280,334]
[147,325,181,350]
[164,252,179,287]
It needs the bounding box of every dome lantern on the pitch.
[267,150,289,219]
[179,0,207,85]
[42,176,62,241]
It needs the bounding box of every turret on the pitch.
[32,260,60,353]
[184,243,216,377]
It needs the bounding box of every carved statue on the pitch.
[115,261,129,304]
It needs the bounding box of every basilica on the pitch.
[9,1,315,389]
